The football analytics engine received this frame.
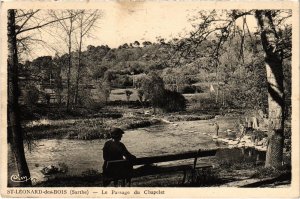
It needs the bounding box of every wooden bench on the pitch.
[103,148,217,186]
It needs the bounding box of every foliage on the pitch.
[251,164,291,178]
[180,85,202,94]
[166,114,214,122]
[217,36,268,110]
[93,81,111,104]
[138,73,187,112]
[189,96,220,111]
[125,90,133,101]
[137,89,144,102]
[81,169,101,177]
[161,90,186,112]
[140,72,165,110]
[283,57,291,118]
[113,75,133,88]
[23,85,40,106]
[18,11,291,119]
[78,89,103,110]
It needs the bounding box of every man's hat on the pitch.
[110,127,125,138]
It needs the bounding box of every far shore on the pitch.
[23,109,217,140]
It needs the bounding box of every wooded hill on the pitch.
[19,31,291,113]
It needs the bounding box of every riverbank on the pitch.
[23,105,218,140]
[24,115,162,140]
[34,150,291,187]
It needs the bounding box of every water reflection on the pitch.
[8,120,265,185]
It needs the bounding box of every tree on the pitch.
[74,10,101,105]
[255,10,287,167]
[49,10,79,110]
[23,84,40,107]
[141,72,165,113]
[125,90,133,102]
[7,9,32,187]
[7,9,75,186]
[142,41,152,46]
[179,10,291,168]
[133,41,140,47]
[217,35,267,109]
[100,81,111,103]
[137,89,144,103]
[162,90,186,112]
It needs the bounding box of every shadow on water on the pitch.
[216,147,266,163]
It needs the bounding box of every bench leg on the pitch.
[126,178,132,187]
[121,179,126,187]
[182,170,187,185]
[113,180,118,187]
[191,169,197,184]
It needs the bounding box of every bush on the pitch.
[23,85,40,106]
[284,127,291,152]
[180,85,203,94]
[125,90,133,101]
[81,169,101,177]
[161,90,186,112]
[181,85,196,94]
[78,93,104,110]
[189,97,220,111]
[251,164,291,178]
[167,114,215,122]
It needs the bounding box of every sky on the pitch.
[19,3,260,60]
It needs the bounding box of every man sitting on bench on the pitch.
[102,127,136,187]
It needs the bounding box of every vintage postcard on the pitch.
[0,0,299,198]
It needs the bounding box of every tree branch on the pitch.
[16,10,40,34]
[17,15,74,35]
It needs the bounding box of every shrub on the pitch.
[180,85,203,94]
[78,91,104,110]
[125,90,133,101]
[251,164,291,178]
[141,72,165,109]
[189,97,220,111]
[81,169,101,177]
[161,90,186,112]
[113,75,133,87]
[23,85,40,106]
[181,85,196,94]
[137,89,144,102]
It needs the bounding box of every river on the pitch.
[8,117,264,185]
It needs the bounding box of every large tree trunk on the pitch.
[255,10,285,168]
[7,9,32,186]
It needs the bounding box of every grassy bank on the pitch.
[22,103,219,140]
[166,114,215,122]
[24,114,162,140]
[34,160,291,187]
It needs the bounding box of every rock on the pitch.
[237,143,245,148]
[245,143,254,147]
[218,138,230,143]
[228,140,239,145]
[144,110,151,115]
[41,163,68,175]
[41,165,58,175]
[255,146,267,151]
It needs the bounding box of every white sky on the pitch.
[21,4,260,60]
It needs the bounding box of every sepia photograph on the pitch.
[1,1,299,197]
